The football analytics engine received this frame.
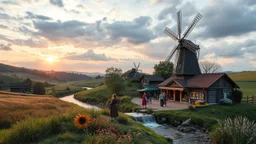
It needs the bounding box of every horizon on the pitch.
[0,0,256,73]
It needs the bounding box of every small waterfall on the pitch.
[133,115,156,124]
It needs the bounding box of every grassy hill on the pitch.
[228,71,256,81]
[228,71,256,96]
[0,63,90,82]
[0,74,22,90]
[0,91,170,144]
[46,78,104,97]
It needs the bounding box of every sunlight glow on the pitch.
[46,56,56,63]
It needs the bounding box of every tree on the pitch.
[200,61,222,73]
[33,82,45,95]
[95,75,101,79]
[23,78,32,92]
[153,61,173,79]
[104,67,125,95]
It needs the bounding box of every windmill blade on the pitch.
[165,45,179,63]
[133,62,136,68]
[177,10,182,39]
[183,13,202,39]
[164,27,179,41]
[137,62,140,69]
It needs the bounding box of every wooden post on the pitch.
[180,90,182,102]
[173,90,176,101]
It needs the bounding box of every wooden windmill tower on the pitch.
[133,62,142,78]
[164,10,202,76]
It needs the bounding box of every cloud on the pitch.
[13,38,48,48]
[157,0,182,20]
[18,25,35,35]
[106,16,156,44]
[0,12,13,19]
[198,0,256,38]
[25,11,52,20]
[33,20,88,41]
[0,24,8,29]
[49,0,64,7]
[0,43,12,51]
[65,49,115,61]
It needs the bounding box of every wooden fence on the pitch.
[242,95,256,104]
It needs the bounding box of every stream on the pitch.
[59,88,210,144]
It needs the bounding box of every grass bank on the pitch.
[0,91,170,144]
[154,104,256,131]
[46,78,104,97]
[74,85,139,112]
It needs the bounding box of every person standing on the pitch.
[142,92,147,108]
[163,92,167,107]
[109,94,118,118]
[159,92,164,107]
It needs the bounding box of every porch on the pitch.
[131,97,188,110]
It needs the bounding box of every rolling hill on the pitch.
[228,71,256,81]
[0,63,90,82]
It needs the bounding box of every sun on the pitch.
[46,56,56,63]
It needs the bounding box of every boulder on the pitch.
[181,118,191,126]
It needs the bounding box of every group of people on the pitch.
[142,92,167,108]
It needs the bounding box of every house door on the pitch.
[216,89,223,103]
[175,90,180,101]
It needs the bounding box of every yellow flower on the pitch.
[74,113,91,129]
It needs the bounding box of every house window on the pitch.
[190,92,205,100]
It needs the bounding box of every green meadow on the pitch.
[0,91,170,144]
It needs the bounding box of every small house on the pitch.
[9,83,30,93]
[158,73,239,104]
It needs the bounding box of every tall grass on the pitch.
[211,116,256,144]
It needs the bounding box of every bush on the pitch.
[100,109,110,116]
[188,105,196,111]
[219,98,233,106]
[33,82,45,95]
[230,89,243,103]
[116,115,129,125]
[211,116,256,144]
[129,78,140,83]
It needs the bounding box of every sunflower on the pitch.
[74,113,91,129]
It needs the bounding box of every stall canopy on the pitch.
[137,87,159,92]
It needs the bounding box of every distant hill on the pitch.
[0,63,90,82]
[228,71,256,81]
[0,74,22,90]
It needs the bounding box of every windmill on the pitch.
[164,10,202,75]
[133,62,142,77]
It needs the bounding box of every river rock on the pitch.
[165,136,173,143]
[181,118,191,126]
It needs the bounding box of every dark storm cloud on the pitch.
[106,16,156,44]
[25,11,52,20]
[49,0,64,7]
[0,43,12,51]
[65,49,115,61]
[198,0,256,38]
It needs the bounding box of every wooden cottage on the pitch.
[9,83,30,93]
[140,75,164,89]
[158,73,239,104]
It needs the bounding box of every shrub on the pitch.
[116,115,129,125]
[87,109,100,118]
[219,98,233,106]
[129,78,140,83]
[188,105,196,111]
[211,116,256,144]
[230,89,243,103]
[33,82,46,95]
[100,109,110,116]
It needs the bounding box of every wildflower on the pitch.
[74,113,91,129]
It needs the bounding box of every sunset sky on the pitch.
[0,0,256,74]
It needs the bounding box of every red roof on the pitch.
[158,73,239,88]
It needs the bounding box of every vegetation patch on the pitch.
[155,104,256,131]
